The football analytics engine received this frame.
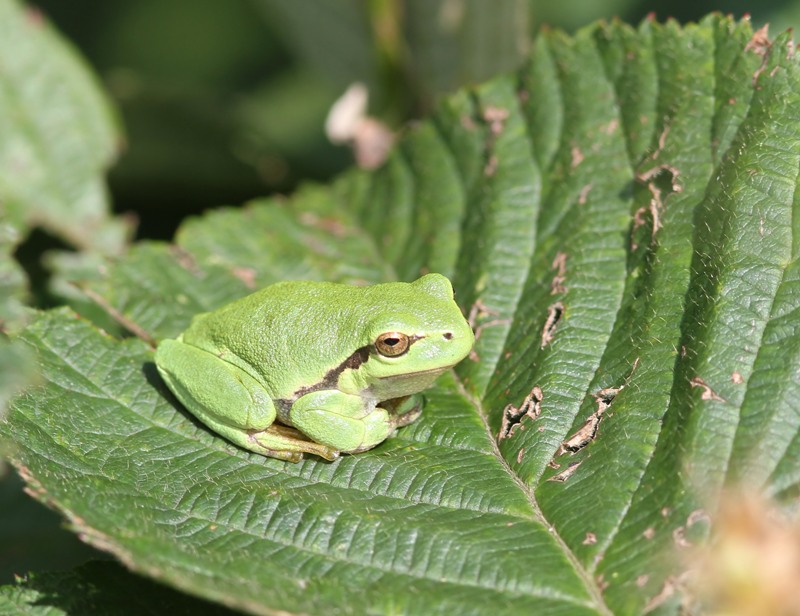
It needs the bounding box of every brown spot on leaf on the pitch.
[643,527,656,540]
[644,576,681,613]
[630,206,649,251]
[687,508,711,528]
[466,299,510,362]
[673,525,691,548]
[556,414,603,457]
[171,246,202,276]
[550,252,568,295]
[541,302,564,348]
[595,385,623,406]
[480,106,510,177]
[745,24,770,55]
[690,376,725,402]
[749,26,774,86]
[548,461,581,482]
[578,183,593,205]
[482,105,510,135]
[231,267,257,289]
[633,163,683,249]
[499,386,543,440]
[583,532,597,545]
[731,371,744,384]
[570,145,584,169]
[603,119,619,135]
[299,212,350,238]
[553,385,623,457]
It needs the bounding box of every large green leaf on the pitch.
[3,15,800,615]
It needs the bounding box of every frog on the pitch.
[154,273,474,462]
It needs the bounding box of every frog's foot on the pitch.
[290,390,398,454]
[382,394,424,428]
[250,423,340,462]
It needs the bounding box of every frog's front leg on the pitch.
[381,394,424,427]
[289,390,415,454]
[155,339,338,462]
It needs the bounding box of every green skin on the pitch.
[155,273,474,462]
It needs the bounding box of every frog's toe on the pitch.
[254,447,304,463]
[249,425,341,462]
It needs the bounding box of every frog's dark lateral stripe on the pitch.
[285,344,372,401]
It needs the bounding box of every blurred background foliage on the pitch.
[3,0,800,587]
[27,0,796,242]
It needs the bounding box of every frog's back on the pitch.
[180,280,373,395]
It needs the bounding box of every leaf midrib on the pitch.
[452,373,613,615]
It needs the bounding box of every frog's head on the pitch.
[350,274,475,400]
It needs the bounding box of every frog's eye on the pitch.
[375,332,410,357]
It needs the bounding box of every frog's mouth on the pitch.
[378,364,452,381]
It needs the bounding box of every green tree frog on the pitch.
[155,273,474,462]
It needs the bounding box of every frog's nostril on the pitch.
[443,332,454,340]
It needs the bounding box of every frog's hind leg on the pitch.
[155,340,338,462]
